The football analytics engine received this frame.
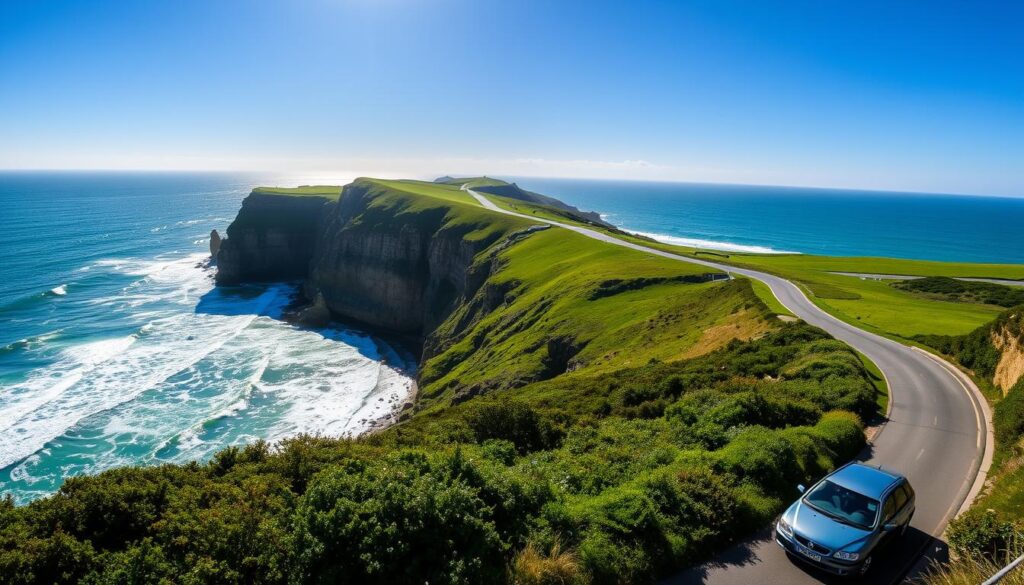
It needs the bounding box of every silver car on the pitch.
[775,462,916,576]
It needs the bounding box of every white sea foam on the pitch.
[0,335,138,442]
[49,284,67,296]
[1,251,416,497]
[627,230,799,255]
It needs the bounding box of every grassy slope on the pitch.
[360,180,756,407]
[436,176,509,189]
[471,189,1023,342]
[251,185,342,198]
[726,254,1022,340]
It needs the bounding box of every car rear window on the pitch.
[804,480,879,530]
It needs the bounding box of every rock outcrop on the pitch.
[215,192,332,284]
[209,229,222,259]
[993,313,1024,394]
[291,290,331,328]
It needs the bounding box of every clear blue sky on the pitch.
[2,0,1022,195]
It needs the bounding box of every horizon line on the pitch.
[1,167,1022,200]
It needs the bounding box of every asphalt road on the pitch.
[467,188,991,584]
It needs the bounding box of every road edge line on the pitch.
[911,347,994,520]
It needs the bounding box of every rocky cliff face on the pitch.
[215,192,332,284]
[992,312,1024,394]
[304,181,502,337]
[217,181,512,346]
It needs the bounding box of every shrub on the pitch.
[947,509,1021,559]
[464,400,559,453]
[715,426,801,497]
[810,411,865,461]
[511,539,588,585]
[292,452,507,585]
[994,379,1024,454]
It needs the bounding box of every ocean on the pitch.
[513,177,1024,263]
[0,172,415,503]
[2,172,1022,503]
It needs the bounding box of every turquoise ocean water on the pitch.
[0,172,415,503]
[514,177,1024,262]
[2,172,1022,503]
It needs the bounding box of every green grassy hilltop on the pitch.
[0,178,883,585]
[472,184,1022,342]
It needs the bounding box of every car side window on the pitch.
[893,483,909,511]
[882,494,898,522]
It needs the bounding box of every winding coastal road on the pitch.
[466,188,992,584]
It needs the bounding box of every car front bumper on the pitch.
[775,529,865,576]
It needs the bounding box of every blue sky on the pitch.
[1,0,1022,195]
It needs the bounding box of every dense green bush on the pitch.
[293,451,532,585]
[893,277,1024,308]
[948,509,1021,559]
[463,400,560,453]
[994,378,1024,453]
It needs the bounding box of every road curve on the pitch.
[466,188,990,584]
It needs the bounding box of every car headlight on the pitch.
[833,551,860,561]
[777,519,793,538]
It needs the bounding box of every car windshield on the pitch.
[803,480,878,530]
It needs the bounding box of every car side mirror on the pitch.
[797,484,805,494]
[883,522,898,532]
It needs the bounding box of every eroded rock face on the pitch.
[215,193,331,284]
[216,181,509,344]
[992,316,1024,394]
[305,181,495,336]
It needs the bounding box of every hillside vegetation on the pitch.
[0,179,884,584]
[918,306,1024,585]
[466,188,1023,341]
[893,276,1024,308]
[0,323,875,585]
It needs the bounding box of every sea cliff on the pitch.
[215,188,338,284]
[216,178,751,405]
[303,180,507,336]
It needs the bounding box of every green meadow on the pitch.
[252,185,342,198]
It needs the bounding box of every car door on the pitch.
[880,492,900,545]
[893,482,914,526]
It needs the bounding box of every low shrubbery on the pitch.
[0,323,877,584]
[894,277,1024,308]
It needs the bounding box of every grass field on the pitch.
[726,254,1021,341]
[252,185,342,198]
[744,277,794,317]
[435,176,509,189]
